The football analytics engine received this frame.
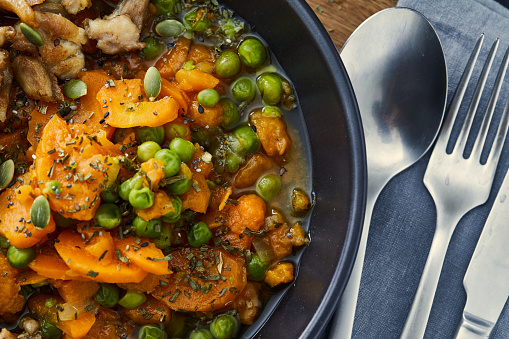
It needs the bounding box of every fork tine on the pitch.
[455,39,499,155]
[435,35,484,151]
[486,84,509,169]
[471,45,509,162]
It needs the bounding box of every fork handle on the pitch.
[400,209,463,339]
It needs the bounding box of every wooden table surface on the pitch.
[305,0,398,49]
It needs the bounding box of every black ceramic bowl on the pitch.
[220,0,367,338]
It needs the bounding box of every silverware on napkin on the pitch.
[455,168,509,338]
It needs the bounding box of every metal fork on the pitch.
[400,35,509,339]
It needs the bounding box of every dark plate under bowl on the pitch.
[220,0,367,338]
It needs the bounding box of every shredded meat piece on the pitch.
[0,0,36,26]
[0,49,13,123]
[61,0,91,15]
[0,329,17,339]
[12,55,64,102]
[85,14,145,54]
[112,0,150,29]
[0,26,15,48]
[8,23,38,54]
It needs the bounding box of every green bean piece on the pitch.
[238,38,267,68]
[138,324,168,339]
[138,141,162,162]
[0,159,15,191]
[197,89,220,108]
[164,122,188,140]
[31,196,51,229]
[247,253,271,281]
[0,234,10,249]
[160,195,182,223]
[230,77,256,102]
[183,7,210,32]
[40,319,62,339]
[256,174,281,201]
[187,221,212,247]
[169,137,195,163]
[219,98,240,129]
[118,290,147,309]
[230,125,261,155]
[129,187,154,209]
[118,174,144,201]
[7,245,35,269]
[144,66,162,101]
[209,314,239,339]
[151,0,180,15]
[256,72,283,105]
[94,203,122,230]
[19,23,44,47]
[94,283,120,308]
[142,38,163,60]
[155,19,185,37]
[136,126,165,145]
[133,217,162,238]
[215,50,241,78]
[154,149,181,178]
[63,79,87,99]
[190,329,214,339]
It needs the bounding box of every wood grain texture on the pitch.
[305,0,397,48]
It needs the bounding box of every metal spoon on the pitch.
[328,8,447,338]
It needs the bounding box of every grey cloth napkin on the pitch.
[349,0,509,338]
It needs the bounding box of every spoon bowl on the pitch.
[330,7,447,337]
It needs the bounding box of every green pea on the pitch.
[225,152,243,173]
[63,79,87,99]
[94,283,120,308]
[144,67,162,101]
[238,38,267,68]
[155,19,185,37]
[7,245,35,269]
[230,77,256,102]
[160,195,182,223]
[138,141,162,162]
[153,224,172,250]
[256,72,283,105]
[31,195,50,229]
[166,177,191,195]
[154,149,181,178]
[100,186,119,204]
[53,212,78,228]
[231,125,260,155]
[197,89,220,108]
[247,253,270,281]
[187,221,212,247]
[183,7,210,32]
[118,290,146,309]
[219,98,240,129]
[164,122,188,140]
[138,324,168,339]
[0,159,15,191]
[19,23,44,47]
[169,138,194,163]
[142,37,163,60]
[133,217,162,238]
[129,187,154,210]
[256,174,281,201]
[215,50,241,78]
[190,329,214,339]
[0,234,10,249]
[94,203,122,229]
[45,297,57,308]
[136,126,165,145]
[151,0,180,15]
[119,174,144,201]
[261,105,283,118]
[209,314,238,339]
[40,319,62,339]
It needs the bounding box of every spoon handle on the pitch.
[329,186,379,338]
